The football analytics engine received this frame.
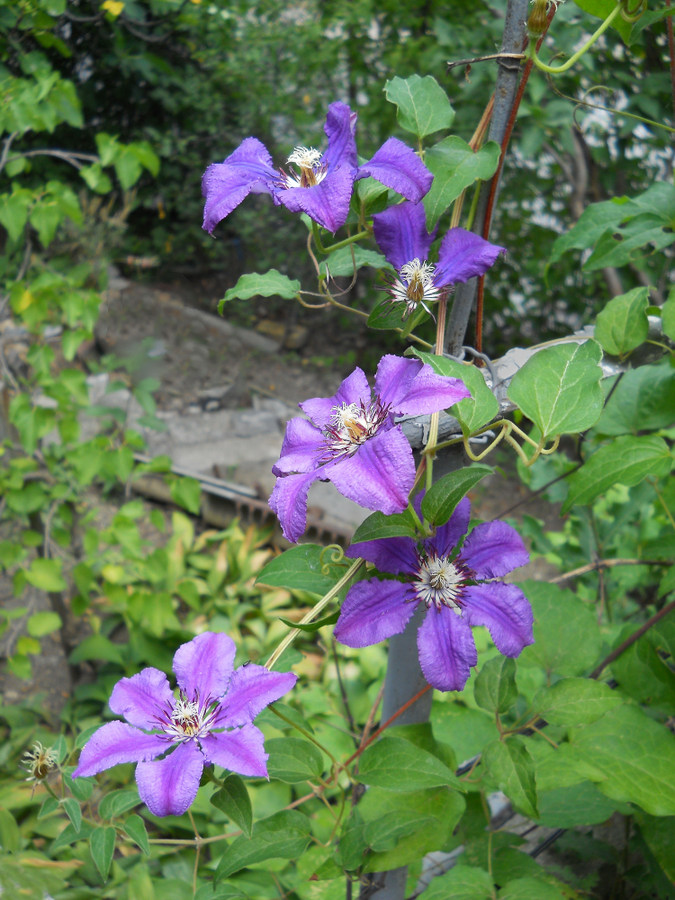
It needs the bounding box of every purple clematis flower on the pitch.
[372,201,506,318]
[73,632,296,817]
[269,355,470,543]
[334,497,533,692]
[202,102,433,234]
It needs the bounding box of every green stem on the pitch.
[529,4,621,74]
[323,229,371,253]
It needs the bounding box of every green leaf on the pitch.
[497,875,568,899]
[98,789,140,819]
[219,270,301,311]
[585,213,675,271]
[662,289,675,341]
[549,198,626,264]
[518,580,602,676]
[563,434,672,512]
[565,705,675,815]
[278,610,339,632]
[211,775,253,838]
[257,543,347,595]
[421,465,493,526]
[358,736,461,791]
[169,476,202,514]
[69,633,126,666]
[26,610,62,637]
[351,509,418,543]
[0,809,21,853]
[424,137,500,228]
[0,191,29,243]
[594,287,649,357]
[367,298,411,331]
[422,864,494,900]
[474,656,518,715]
[507,340,604,439]
[573,0,632,43]
[483,737,538,819]
[413,350,499,434]
[215,810,311,880]
[610,628,675,709]
[264,737,324,783]
[537,781,629,827]
[363,810,437,852]
[636,813,675,882]
[319,246,388,278]
[123,814,150,855]
[595,360,675,435]
[384,74,455,138]
[89,825,116,881]
[61,797,82,833]
[533,677,621,727]
[25,558,67,593]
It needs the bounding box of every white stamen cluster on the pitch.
[282,145,327,189]
[323,399,389,458]
[414,554,466,613]
[21,741,58,781]
[160,694,219,743]
[389,258,441,319]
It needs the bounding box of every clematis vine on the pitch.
[269,355,470,543]
[334,497,533,692]
[73,632,296,817]
[202,102,433,234]
[372,201,506,318]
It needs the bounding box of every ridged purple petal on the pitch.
[172,632,236,702]
[201,138,276,234]
[434,228,506,288]
[461,520,529,578]
[269,468,322,543]
[345,535,418,576]
[334,579,416,647]
[372,201,435,271]
[200,724,269,778]
[277,165,355,232]
[300,367,370,428]
[375,355,470,414]
[135,740,204,817]
[463,583,534,657]
[322,101,358,169]
[417,606,477,692]
[425,498,471,559]
[109,668,173,729]
[217,665,297,728]
[356,138,433,202]
[328,427,414,515]
[272,417,324,476]
[73,722,167,778]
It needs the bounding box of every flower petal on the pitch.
[217,665,297,728]
[463,583,534,657]
[269,468,322,543]
[426,497,471,559]
[328,426,414,514]
[345,535,418,576]
[272,417,325,476]
[135,740,204,817]
[201,138,276,234]
[278,164,355,232]
[334,579,417,647]
[322,101,358,169]
[73,722,166,778]
[375,355,470,414]
[434,228,506,288]
[200,723,269,778]
[417,606,477,692]
[300,367,370,429]
[109,668,173,729]
[461,521,529,578]
[356,138,433,203]
[172,632,236,702]
[372,201,435,271]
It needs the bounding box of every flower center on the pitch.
[282,146,327,189]
[322,397,389,459]
[414,553,467,612]
[160,693,219,743]
[21,742,58,781]
[388,259,441,318]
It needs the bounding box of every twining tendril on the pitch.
[320,544,345,572]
